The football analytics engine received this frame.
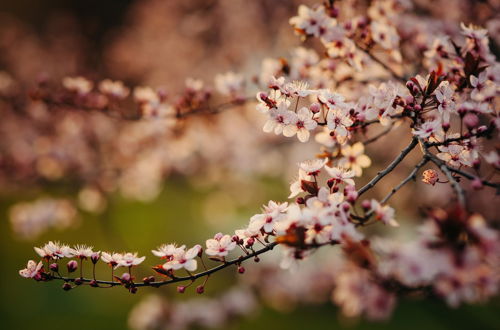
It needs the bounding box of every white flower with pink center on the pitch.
[205,233,237,257]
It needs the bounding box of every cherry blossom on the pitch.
[62,76,93,95]
[162,245,201,272]
[115,252,146,269]
[19,260,43,279]
[283,107,317,142]
[151,244,186,259]
[370,200,399,227]
[205,233,237,257]
[338,142,372,177]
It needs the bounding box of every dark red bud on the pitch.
[49,263,59,272]
[67,260,78,273]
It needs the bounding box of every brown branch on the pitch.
[358,137,419,197]
[48,241,279,288]
[429,156,466,207]
[363,124,394,145]
[355,44,407,83]
[381,156,429,204]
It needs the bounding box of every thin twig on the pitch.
[429,156,466,207]
[363,124,394,145]
[355,44,406,83]
[381,157,429,204]
[358,137,419,196]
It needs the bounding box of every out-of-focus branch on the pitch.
[355,44,407,83]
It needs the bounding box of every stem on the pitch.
[358,137,419,196]
[380,157,429,204]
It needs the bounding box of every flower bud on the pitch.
[130,287,138,294]
[238,266,246,274]
[327,178,335,188]
[49,263,59,272]
[89,280,99,287]
[342,202,351,212]
[472,158,481,169]
[196,285,204,294]
[177,286,186,293]
[74,277,83,286]
[463,113,479,129]
[477,125,488,133]
[62,283,72,291]
[472,178,483,190]
[258,92,268,101]
[254,256,260,263]
[246,237,255,247]
[121,272,131,282]
[422,169,439,185]
[296,197,305,204]
[361,200,371,210]
[413,104,422,112]
[67,260,78,273]
[91,252,100,264]
[442,122,450,132]
[309,102,321,113]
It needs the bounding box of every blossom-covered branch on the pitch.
[16,0,500,324]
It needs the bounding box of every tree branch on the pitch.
[358,137,419,196]
[381,156,429,204]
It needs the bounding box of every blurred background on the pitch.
[0,0,499,329]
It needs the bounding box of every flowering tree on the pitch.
[6,0,500,328]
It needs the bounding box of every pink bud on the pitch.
[442,122,450,132]
[309,102,321,113]
[74,278,83,286]
[246,237,255,247]
[62,283,72,291]
[91,252,100,264]
[343,202,351,211]
[254,256,260,263]
[296,197,305,204]
[361,200,371,210]
[49,263,59,272]
[463,113,479,129]
[477,125,488,133]
[471,178,483,190]
[89,280,99,287]
[67,260,78,273]
[177,286,186,293]
[472,159,481,169]
[196,285,204,294]
[121,272,131,282]
[238,266,246,274]
[130,287,138,294]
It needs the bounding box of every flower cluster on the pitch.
[12,0,500,326]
